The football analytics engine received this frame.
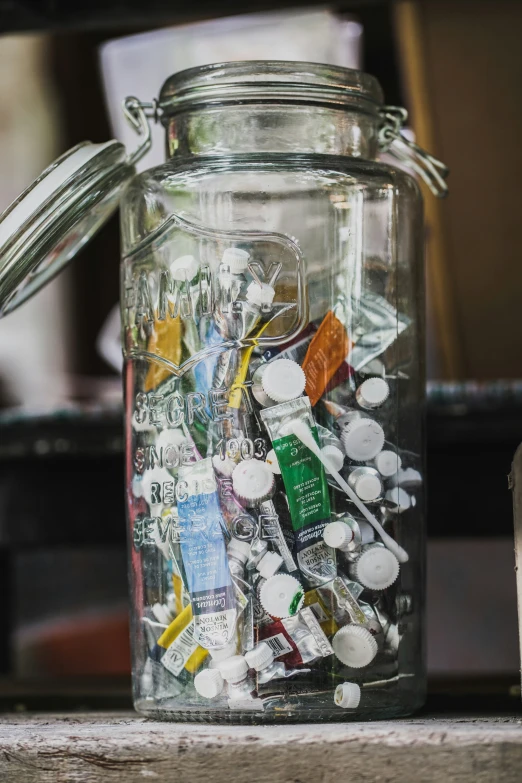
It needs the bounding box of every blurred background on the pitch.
[0,0,521,710]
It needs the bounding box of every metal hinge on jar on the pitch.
[378,106,449,197]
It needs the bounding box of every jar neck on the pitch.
[165,104,380,160]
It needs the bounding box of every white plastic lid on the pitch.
[212,454,236,478]
[353,545,400,590]
[151,603,171,626]
[170,254,200,282]
[194,668,224,699]
[265,449,281,474]
[209,639,237,662]
[251,365,276,408]
[321,445,345,474]
[232,459,275,505]
[246,280,276,307]
[385,487,412,513]
[245,642,274,671]
[332,624,378,668]
[261,359,306,403]
[218,654,249,682]
[227,537,251,564]
[391,467,422,490]
[341,418,385,461]
[375,450,402,477]
[356,377,390,409]
[259,574,304,619]
[323,521,354,550]
[350,469,382,502]
[257,550,284,580]
[334,681,361,709]
[221,247,250,273]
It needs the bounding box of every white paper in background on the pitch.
[99,9,363,172]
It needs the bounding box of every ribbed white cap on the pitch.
[349,468,382,502]
[321,445,345,474]
[352,545,400,590]
[209,639,237,662]
[221,247,250,273]
[334,681,361,709]
[256,550,283,580]
[218,655,249,682]
[341,418,385,461]
[212,454,236,478]
[356,377,390,409]
[259,574,304,619]
[374,450,402,477]
[261,359,306,403]
[390,467,422,490]
[332,624,378,668]
[265,449,281,474]
[385,487,412,513]
[194,668,224,699]
[232,459,275,506]
[245,642,274,672]
[323,521,354,550]
[246,280,275,306]
[170,254,200,282]
[227,537,251,564]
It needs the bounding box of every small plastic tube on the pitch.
[282,418,409,563]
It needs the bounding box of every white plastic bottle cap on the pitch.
[259,574,304,619]
[261,359,306,404]
[353,545,400,590]
[151,603,171,625]
[227,537,251,565]
[221,247,250,273]
[170,254,200,282]
[245,642,274,672]
[341,418,385,461]
[332,624,378,668]
[391,467,422,491]
[385,487,412,513]
[218,655,249,683]
[232,459,275,506]
[212,454,236,478]
[321,445,345,474]
[334,681,361,709]
[323,521,354,550]
[246,280,275,307]
[265,449,281,474]
[194,668,224,699]
[348,467,382,502]
[209,639,237,662]
[356,377,390,409]
[256,550,284,580]
[374,450,402,477]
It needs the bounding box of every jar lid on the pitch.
[356,377,390,409]
[332,624,378,668]
[0,99,151,318]
[374,450,402,477]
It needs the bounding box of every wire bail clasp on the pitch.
[122,97,162,166]
[378,105,449,198]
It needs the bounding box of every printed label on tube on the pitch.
[177,458,237,649]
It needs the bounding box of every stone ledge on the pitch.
[1,712,522,782]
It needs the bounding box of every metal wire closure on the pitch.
[122,97,161,166]
[378,106,449,198]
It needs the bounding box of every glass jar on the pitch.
[120,62,447,723]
